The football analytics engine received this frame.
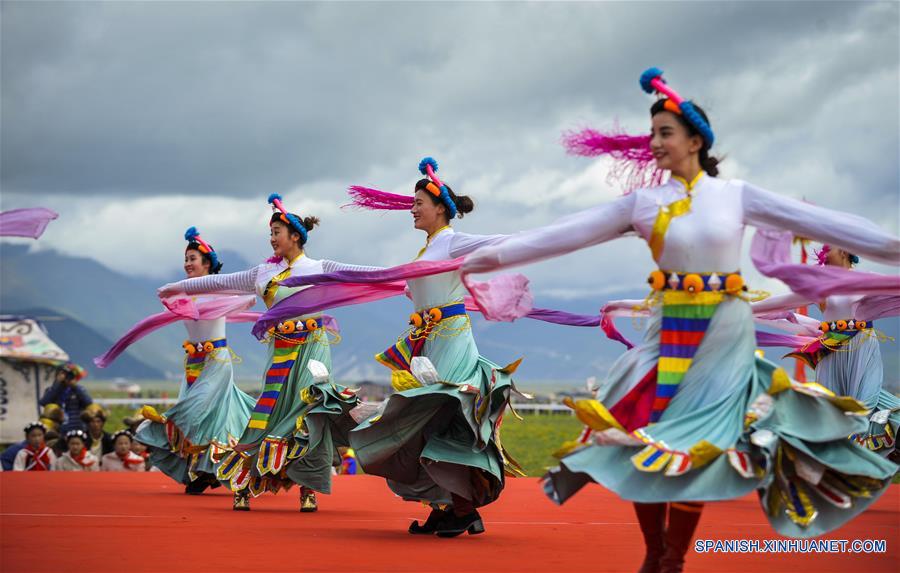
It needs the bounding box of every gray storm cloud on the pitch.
[1,1,897,294]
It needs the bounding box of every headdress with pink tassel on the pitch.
[346,156,456,215]
[561,67,713,193]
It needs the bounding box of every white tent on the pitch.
[0,316,69,443]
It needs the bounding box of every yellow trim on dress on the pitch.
[648,171,704,264]
[414,225,452,260]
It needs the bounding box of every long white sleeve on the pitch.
[448,233,509,258]
[177,268,259,295]
[321,260,385,273]
[463,193,636,273]
[751,292,814,316]
[742,182,900,265]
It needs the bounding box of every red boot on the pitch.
[660,502,703,573]
[633,503,667,573]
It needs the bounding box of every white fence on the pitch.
[95,397,574,414]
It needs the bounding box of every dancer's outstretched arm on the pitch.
[449,233,510,258]
[462,194,635,274]
[742,183,900,266]
[158,267,260,297]
[751,292,814,315]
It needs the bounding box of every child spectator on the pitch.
[39,363,93,434]
[53,429,99,471]
[13,422,57,471]
[130,437,153,469]
[101,430,146,471]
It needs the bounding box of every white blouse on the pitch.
[408,227,507,310]
[167,255,380,311]
[464,176,900,274]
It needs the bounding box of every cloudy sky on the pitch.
[2,1,898,301]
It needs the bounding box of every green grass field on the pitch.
[500,412,584,476]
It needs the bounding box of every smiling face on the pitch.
[269,220,301,259]
[650,110,704,175]
[183,248,211,278]
[411,189,446,233]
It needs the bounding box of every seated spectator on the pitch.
[52,429,99,471]
[13,422,57,471]
[101,430,146,471]
[81,404,113,458]
[39,363,92,434]
[40,403,66,455]
[130,437,153,469]
[0,441,25,471]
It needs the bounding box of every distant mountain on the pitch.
[10,307,165,379]
[2,243,897,393]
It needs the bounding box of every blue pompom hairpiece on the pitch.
[640,67,715,148]
[418,156,458,219]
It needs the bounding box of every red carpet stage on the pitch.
[1,474,897,572]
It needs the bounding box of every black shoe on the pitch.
[233,493,250,511]
[408,508,450,535]
[434,511,485,538]
[184,479,210,495]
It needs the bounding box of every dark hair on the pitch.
[269,213,320,246]
[185,242,223,274]
[414,179,475,221]
[651,99,720,177]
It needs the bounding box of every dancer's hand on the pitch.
[157,283,185,298]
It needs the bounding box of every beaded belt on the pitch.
[819,319,872,333]
[376,303,468,375]
[648,270,745,294]
[273,316,324,335]
[408,302,467,329]
[182,338,227,355]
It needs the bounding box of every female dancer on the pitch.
[322,158,519,537]
[126,228,257,493]
[753,244,900,462]
[157,196,369,511]
[462,68,899,571]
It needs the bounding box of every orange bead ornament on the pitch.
[682,274,704,293]
[648,270,666,291]
[724,274,744,294]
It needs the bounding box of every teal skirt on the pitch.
[135,342,255,484]
[350,314,521,508]
[545,296,897,538]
